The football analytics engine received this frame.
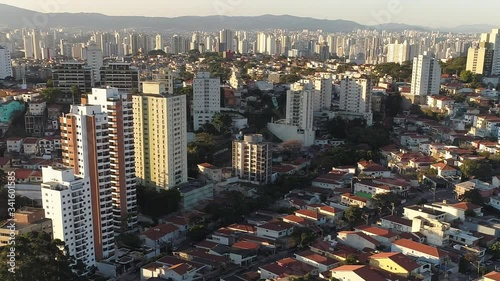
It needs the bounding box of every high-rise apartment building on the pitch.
[193,72,221,131]
[60,105,114,261]
[85,43,104,83]
[84,88,137,231]
[41,166,95,266]
[339,77,373,125]
[0,46,12,79]
[410,52,441,96]
[133,82,188,190]
[232,134,272,185]
[313,77,333,112]
[99,63,140,92]
[155,34,163,50]
[466,42,494,75]
[52,62,94,93]
[171,35,189,54]
[286,81,314,131]
[219,29,235,52]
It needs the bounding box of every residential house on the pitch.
[391,239,449,265]
[197,163,222,182]
[411,217,450,247]
[337,231,381,251]
[357,161,392,178]
[380,215,413,233]
[455,179,497,199]
[294,209,327,225]
[294,250,338,272]
[354,225,399,249]
[306,204,343,223]
[330,265,385,281]
[369,252,432,281]
[258,258,317,280]
[255,220,295,239]
[340,193,374,209]
[140,223,180,248]
[311,171,348,190]
[6,137,23,153]
[484,271,500,281]
[22,137,39,155]
[430,163,460,178]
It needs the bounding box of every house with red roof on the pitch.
[430,162,460,178]
[357,160,392,178]
[354,225,399,248]
[391,239,449,265]
[353,180,392,196]
[197,163,222,182]
[312,171,348,190]
[258,257,317,280]
[340,193,374,209]
[485,271,500,281]
[337,231,381,251]
[294,250,339,272]
[141,262,201,281]
[140,223,180,248]
[330,265,385,281]
[255,220,295,239]
[294,209,327,225]
[369,252,432,281]
[306,204,343,222]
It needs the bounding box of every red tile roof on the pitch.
[331,265,385,281]
[295,209,324,220]
[484,271,500,281]
[392,239,447,258]
[355,225,398,238]
[370,252,420,272]
[168,263,194,275]
[452,202,481,211]
[140,223,179,240]
[257,220,294,232]
[296,250,337,265]
[232,241,260,250]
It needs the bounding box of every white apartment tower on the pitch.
[193,72,221,131]
[41,167,95,266]
[232,134,272,185]
[339,77,373,126]
[410,52,441,96]
[286,81,314,131]
[478,29,500,75]
[85,43,104,82]
[155,34,164,50]
[0,46,12,79]
[85,88,137,231]
[219,29,235,52]
[313,77,333,112]
[60,105,114,261]
[133,82,188,190]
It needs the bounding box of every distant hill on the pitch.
[0,4,423,32]
[0,4,493,33]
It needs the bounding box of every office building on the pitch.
[84,88,137,231]
[0,46,12,79]
[60,105,114,261]
[410,52,441,96]
[100,63,140,92]
[339,77,373,126]
[193,72,221,131]
[133,82,188,190]
[52,62,94,93]
[41,166,95,266]
[232,134,272,185]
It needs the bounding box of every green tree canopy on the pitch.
[461,189,484,206]
[343,205,363,227]
[136,186,181,217]
[292,228,318,249]
[0,232,86,281]
[342,254,360,265]
[40,87,62,103]
[441,57,467,75]
[460,159,494,180]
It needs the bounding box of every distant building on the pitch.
[193,72,220,131]
[99,63,140,92]
[338,77,373,125]
[232,134,272,185]
[0,46,12,79]
[52,62,94,93]
[410,52,441,96]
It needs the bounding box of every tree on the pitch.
[342,254,360,265]
[460,159,493,180]
[462,189,484,206]
[441,57,467,75]
[70,86,81,104]
[0,232,86,280]
[40,87,62,103]
[292,228,318,248]
[136,186,181,217]
[343,206,363,227]
[373,192,400,214]
[187,224,209,242]
[46,79,54,88]
[148,49,167,57]
[489,241,500,259]
[212,112,233,133]
[116,233,143,249]
[460,70,474,83]
[465,209,477,217]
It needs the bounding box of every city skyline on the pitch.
[0,0,499,28]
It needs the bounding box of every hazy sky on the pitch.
[0,0,498,27]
